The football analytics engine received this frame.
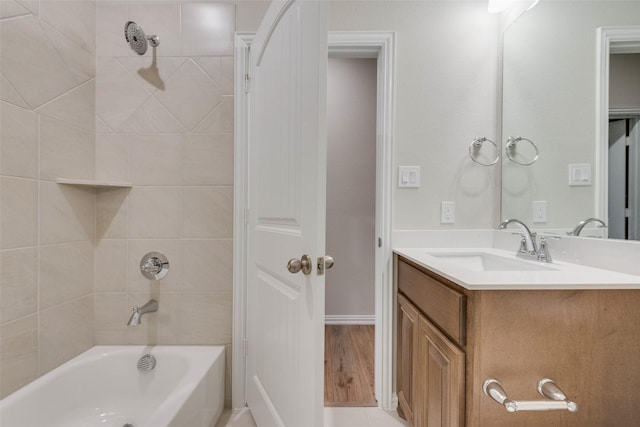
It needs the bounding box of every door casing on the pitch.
[232,31,396,409]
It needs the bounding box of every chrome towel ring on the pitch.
[469,137,499,166]
[506,136,539,166]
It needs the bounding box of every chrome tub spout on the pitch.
[127,299,158,326]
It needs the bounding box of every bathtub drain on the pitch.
[137,354,156,373]
[123,424,134,427]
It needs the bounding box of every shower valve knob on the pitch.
[143,258,163,274]
[140,252,170,280]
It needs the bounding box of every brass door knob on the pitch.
[287,255,312,275]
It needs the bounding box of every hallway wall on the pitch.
[610,54,640,108]
[325,58,377,320]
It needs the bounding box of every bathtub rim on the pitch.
[0,345,225,427]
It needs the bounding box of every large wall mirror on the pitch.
[501,0,640,239]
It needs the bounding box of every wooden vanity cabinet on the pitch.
[396,254,640,427]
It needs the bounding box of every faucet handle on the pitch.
[518,235,528,254]
[537,236,553,263]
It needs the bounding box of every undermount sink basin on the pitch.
[426,251,553,272]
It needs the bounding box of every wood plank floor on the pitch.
[324,324,376,407]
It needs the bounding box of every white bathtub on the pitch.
[0,346,225,427]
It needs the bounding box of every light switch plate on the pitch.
[398,166,420,188]
[568,164,592,186]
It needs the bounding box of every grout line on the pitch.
[0,12,32,23]
[36,111,42,376]
[37,14,95,58]
[34,78,95,118]
[39,293,93,316]
[190,95,231,133]
[0,73,32,110]
[38,113,95,135]
[95,114,116,134]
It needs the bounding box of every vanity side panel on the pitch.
[463,290,481,427]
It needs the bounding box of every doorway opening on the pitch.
[324,57,377,407]
[608,116,640,239]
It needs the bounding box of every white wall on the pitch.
[325,58,377,319]
[329,1,499,230]
[239,1,500,231]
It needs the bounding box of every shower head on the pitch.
[124,21,159,55]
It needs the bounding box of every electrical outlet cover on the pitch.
[441,202,455,224]
[532,200,547,223]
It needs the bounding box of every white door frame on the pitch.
[595,26,640,225]
[233,31,395,409]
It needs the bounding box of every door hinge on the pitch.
[244,73,251,94]
[378,237,382,248]
[244,208,250,225]
[242,338,248,359]
[625,208,631,218]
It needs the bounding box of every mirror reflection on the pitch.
[501,0,640,239]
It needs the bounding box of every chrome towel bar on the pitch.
[483,378,578,413]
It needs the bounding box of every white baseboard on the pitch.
[325,315,375,325]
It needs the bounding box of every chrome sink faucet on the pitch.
[498,219,538,255]
[498,219,552,263]
[127,299,158,326]
[568,218,607,236]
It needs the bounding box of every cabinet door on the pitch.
[416,315,465,427]
[398,293,420,425]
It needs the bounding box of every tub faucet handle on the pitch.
[140,252,169,280]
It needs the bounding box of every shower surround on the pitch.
[0,0,235,406]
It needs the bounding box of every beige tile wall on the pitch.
[93,1,235,407]
[0,0,96,397]
[1,1,236,404]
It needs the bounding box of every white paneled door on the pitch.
[245,1,328,426]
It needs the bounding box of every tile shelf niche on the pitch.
[56,178,132,188]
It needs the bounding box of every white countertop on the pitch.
[394,246,640,290]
